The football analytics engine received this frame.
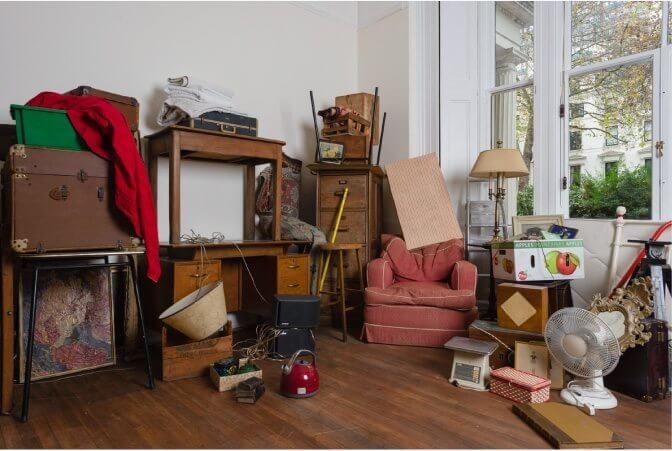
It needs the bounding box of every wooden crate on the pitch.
[321,112,370,138]
[325,134,368,161]
[336,93,380,146]
[162,321,233,381]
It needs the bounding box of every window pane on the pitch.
[568,62,653,219]
[495,1,534,86]
[491,86,534,216]
[571,1,662,68]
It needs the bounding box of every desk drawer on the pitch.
[277,255,310,294]
[173,260,222,301]
[319,175,367,209]
[319,210,366,243]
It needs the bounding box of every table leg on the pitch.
[1,244,14,414]
[21,266,39,422]
[272,156,283,241]
[169,132,181,245]
[128,257,155,389]
[243,164,256,240]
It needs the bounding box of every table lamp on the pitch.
[469,141,529,241]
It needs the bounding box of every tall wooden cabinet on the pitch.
[308,164,384,283]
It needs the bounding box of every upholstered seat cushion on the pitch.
[365,280,476,310]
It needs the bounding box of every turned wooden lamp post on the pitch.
[470,141,529,242]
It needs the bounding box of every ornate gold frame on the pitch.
[589,277,653,352]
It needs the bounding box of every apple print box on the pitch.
[491,239,585,282]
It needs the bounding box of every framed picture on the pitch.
[514,341,549,379]
[512,215,564,237]
[318,140,344,164]
[18,267,116,381]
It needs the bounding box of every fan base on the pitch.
[561,386,618,412]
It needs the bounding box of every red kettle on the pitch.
[280,349,319,398]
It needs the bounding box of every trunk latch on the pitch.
[77,170,88,182]
[97,187,105,202]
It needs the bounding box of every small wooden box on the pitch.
[325,134,368,161]
[322,112,370,138]
[496,283,549,333]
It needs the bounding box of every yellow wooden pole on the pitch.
[318,188,349,293]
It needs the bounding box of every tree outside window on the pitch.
[604,161,619,175]
[570,131,582,151]
[644,120,652,142]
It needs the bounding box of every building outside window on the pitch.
[604,161,619,175]
[570,131,582,151]
[605,126,619,146]
[644,119,653,142]
[570,165,582,186]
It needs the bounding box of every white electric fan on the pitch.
[545,307,621,415]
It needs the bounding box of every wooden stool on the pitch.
[317,243,365,342]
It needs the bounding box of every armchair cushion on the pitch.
[367,258,394,289]
[366,281,476,310]
[380,234,464,282]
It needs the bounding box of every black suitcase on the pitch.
[605,319,669,402]
[181,111,257,137]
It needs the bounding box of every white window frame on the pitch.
[478,1,672,221]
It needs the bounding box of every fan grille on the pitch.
[545,307,620,378]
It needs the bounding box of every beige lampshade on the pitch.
[469,148,530,178]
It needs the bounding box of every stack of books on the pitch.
[235,377,265,404]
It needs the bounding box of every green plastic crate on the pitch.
[10,104,88,151]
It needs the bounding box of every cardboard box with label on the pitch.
[491,239,585,282]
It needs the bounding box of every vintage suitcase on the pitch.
[181,111,258,137]
[66,86,140,132]
[605,319,669,402]
[5,145,136,253]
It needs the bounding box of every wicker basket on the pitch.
[490,367,551,404]
[210,363,263,392]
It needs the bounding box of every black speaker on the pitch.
[273,295,320,328]
[273,328,315,358]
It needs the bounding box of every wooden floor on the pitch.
[0,328,670,449]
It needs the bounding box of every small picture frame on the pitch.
[512,215,564,237]
[318,140,344,164]
[514,341,549,379]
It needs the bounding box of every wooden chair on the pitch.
[317,242,365,342]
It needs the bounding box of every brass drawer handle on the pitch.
[190,273,209,279]
[338,179,348,185]
[337,227,350,232]
[287,282,300,288]
[287,264,300,269]
[334,189,345,196]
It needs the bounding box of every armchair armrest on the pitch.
[367,258,394,289]
[450,260,477,293]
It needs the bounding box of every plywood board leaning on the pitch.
[386,153,463,250]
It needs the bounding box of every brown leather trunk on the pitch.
[65,86,140,132]
[5,144,136,253]
[605,319,669,402]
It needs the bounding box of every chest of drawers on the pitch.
[308,164,384,281]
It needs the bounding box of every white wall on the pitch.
[358,7,409,234]
[0,1,358,241]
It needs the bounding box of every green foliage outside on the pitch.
[569,165,652,219]
[517,185,534,216]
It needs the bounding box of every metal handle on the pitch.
[287,282,299,288]
[338,179,348,185]
[190,272,209,279]
[219,123,236,134]
[287,264,300,269]
[334,190,346,196]
[337,227,350,232]
[284,349,316,374]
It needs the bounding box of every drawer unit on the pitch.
[319,210,367,244]
[319,174,367,209]
[242,254,312,315]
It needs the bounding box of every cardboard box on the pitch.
[491,239,584,282]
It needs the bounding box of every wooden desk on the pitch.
[162,240,310,260]
[145,126,285,244]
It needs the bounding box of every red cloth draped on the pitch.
[26,92,160,282]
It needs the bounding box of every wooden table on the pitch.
[145,126,285,244]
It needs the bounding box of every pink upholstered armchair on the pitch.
[361,234,479,347]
